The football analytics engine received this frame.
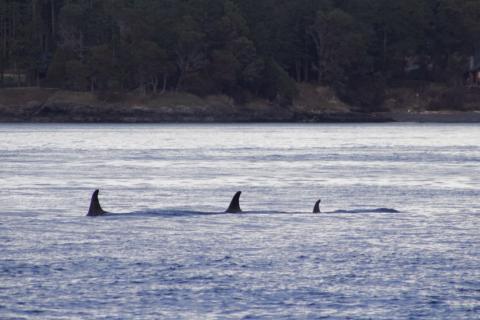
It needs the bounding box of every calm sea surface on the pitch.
[0,123,479,319]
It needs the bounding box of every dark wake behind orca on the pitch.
[312,199,400,214]
[87,189,243,217]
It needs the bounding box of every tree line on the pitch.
[1,0,479,107]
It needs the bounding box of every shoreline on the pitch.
[2,111,480,123]
[1,87,480,123]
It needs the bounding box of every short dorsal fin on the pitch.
[226,191,242,213]
[87,189,106,216]
[313,199,321,213]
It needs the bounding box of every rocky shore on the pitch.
[1,86,479,123]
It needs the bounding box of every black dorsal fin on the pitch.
[87,189,106,216]
[313,199,321,213]
[226,191,242,213]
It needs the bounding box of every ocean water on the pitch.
[0,123,479,319]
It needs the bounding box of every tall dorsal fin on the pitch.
[226,191,242,213]
[313,199,321,213]
[87,189,106,216]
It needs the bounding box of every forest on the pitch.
[1,0,479,108]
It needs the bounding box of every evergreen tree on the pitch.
[0,0,477,107]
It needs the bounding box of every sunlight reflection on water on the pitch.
[0,123,479,319]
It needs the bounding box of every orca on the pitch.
[332,208,400,214]
[313,199,321,213]
[225,191,242,213]
[86,189,244,216]
[86,190,398,216]
[87,189,107,216]
[313,198,399,214]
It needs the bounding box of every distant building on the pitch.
[405,56,421,73]
[404,55,433,80]
[465,50,480,87]
[2,69,27,86]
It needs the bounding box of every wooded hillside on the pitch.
[1,0,479,109]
